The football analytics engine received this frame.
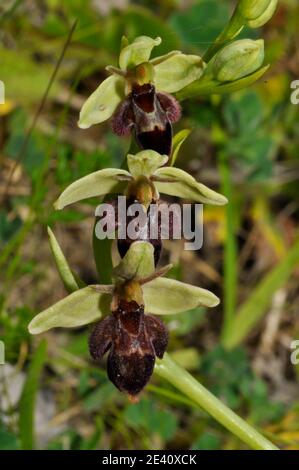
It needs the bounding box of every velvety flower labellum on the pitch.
[117,198,162,267]
[112,83,181,156]
[97,195,181,267]
[116,198,183,266]
[89,297,168,396]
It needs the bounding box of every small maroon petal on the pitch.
[144,315,168,359]
[157,92,181,123]
[89,316,114,361]
[111,99,134,136]
[107,349,155,395]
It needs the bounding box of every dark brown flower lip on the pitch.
[96,197,183,267]
[89,298,168,396]
[111,84,181,156]
[131,83,156,113]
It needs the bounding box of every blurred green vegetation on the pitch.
[1,0,299,450]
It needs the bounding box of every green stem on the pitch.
[92,138,136,283]
[176,65,270,101]
[155,353,278,450]
[203,8,244,62]
[219,152,238,342]
[93,233,114,284]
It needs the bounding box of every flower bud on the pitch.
[239,0,278,28]
[210,39,264,82]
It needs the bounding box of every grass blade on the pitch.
[223,237,299,349]
[19,340,47,450]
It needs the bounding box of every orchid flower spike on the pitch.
[78,36,205,155]
[28,240,219,397]
[54,149,228,211]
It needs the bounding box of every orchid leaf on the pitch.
[93,229,114,285]
[78,75,126,129]
[171,129,191,166]
[54,168,131,210]
[28,287,112,334]
[143,277,220,315]
[47,227,84,293]
[154,167,228,205]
